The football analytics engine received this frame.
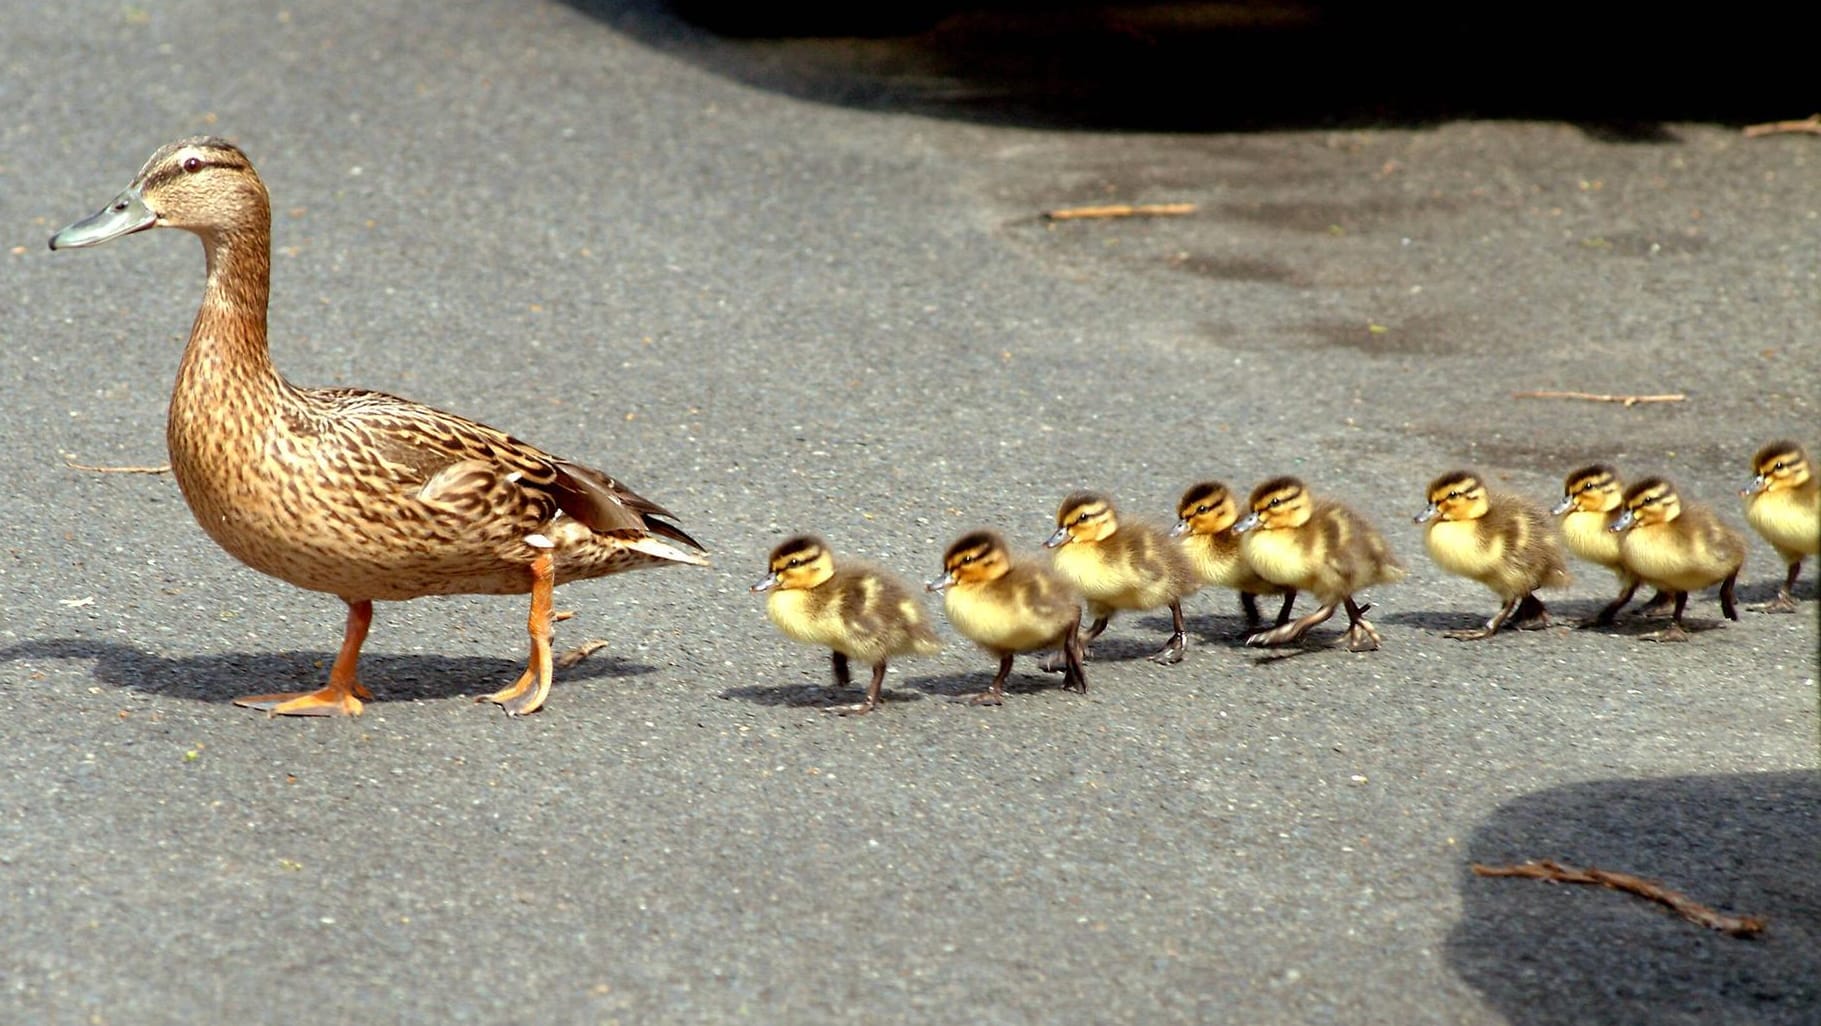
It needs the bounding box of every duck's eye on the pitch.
[1196,505,1209,514]
[960,554,975,565]
[182,156,203,174]
[1774,461,1786,471]
[786,558,801,568]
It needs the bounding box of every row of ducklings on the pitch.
[752,441,1819,713]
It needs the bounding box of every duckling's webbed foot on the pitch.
[1246,601,1337,647]
[1638,589,1676,619]
[1758,590,1799,614]
[1341,598,1382,652]
[1579,582,1639,628]
[1640,624,1690,643]
[825,661,889,715]
[958,654,1013,706]
[1148,601,1188,664]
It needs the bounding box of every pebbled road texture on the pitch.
[2,2,1816,1024]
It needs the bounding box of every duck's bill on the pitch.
[1608,509,1637,532]
[751,571,780,593]
[49,188,155,250]
[1549,495,1575,516]
[1741,475,1769,497]
[1413,503,1441,525]
[1232,512,1262,534]
[1168,518,1191,538]
[925,571,955,593]
[1042,526,1072,549]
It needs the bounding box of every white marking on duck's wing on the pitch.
[525,533,555,550]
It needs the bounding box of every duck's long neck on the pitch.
[167,223,294,475]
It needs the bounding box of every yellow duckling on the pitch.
[1044,492,1199,664]
[1551,464,1671,626]
[1741,440,1819,612]
[927,531,1086,705]
[1171,480,1296,632]
[1611,478,1745,642]
[1233,476,1404,651]
[1415,469,1571,639]
[751,535,940,715]
[49,137,707,717]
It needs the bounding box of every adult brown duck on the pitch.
[50,137,708,717]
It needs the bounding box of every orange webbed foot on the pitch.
[234,685,365,717]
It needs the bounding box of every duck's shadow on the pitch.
[0,637,655,706]
[1380,601,1744,638]
[905,666,1081,701]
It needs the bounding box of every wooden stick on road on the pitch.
[1472,859,1767,937]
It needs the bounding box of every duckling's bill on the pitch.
[49,188,157,250]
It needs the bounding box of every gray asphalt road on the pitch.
[2,2,1816,1024]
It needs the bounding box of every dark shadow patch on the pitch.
[0,638,653,707]
[1166,252,1310,287]
[1448,771,1820,1026]
[904,667,1080,700]
[559,1,1799,133]
[716,683,924,708]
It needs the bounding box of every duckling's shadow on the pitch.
[717,681,926,709]
[0,637,655,706]
[905,666,1077,701]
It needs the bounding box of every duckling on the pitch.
[751,535,940,715]
[1415,470,1571,639]
[1043,492,1199,664]
[927,531,1086,705]
[1171,480,1296,632]
[1551,464,1671,626]
[1232,477,1404,652]
[1611,478,1745,642]
[1741,440,1819,613]
[48,137,707,717]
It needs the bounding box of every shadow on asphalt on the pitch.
[717,681,929,708]
[1448,770,1820,1026]
[560,0,1803,133]
[0,638,655,706]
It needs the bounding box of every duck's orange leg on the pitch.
[479,553,556,716]
[234,600,374,717]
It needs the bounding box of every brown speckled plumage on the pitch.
[52,137,707,716]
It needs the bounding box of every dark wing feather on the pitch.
[551,459,706,552]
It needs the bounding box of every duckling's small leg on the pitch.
[1245,601,1336,647]
[962,654,1013,706]
[235,600,375,716]
[829,660,887,716]
[1340,597,1383,652]
[1640,591,1691,642]
[1149,600,1187,664]
[1061,612,1089,693]
[829,651,854,692]
[1760,560,1802,613]
[1240,592,1262,628]
[1719,571,1740,621]
[1510,593,1552,630]
[1446,596,1522,641]
[1271,590,1297,628]
[1582,580,1640,628]
[1041,614,1109,672]
[478,553,556,716]
[1639,588,1676,618]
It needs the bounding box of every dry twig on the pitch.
[1044,202,1197,221]
[1473,859,1767,937]
[65,460,172,474]
[1743,114,1821,138]
[1512,390,1685,407]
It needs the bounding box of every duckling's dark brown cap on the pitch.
[1248,476,1306,505]
[1562,463,1620,488]
[1426,469,1481,495]
[943,530,1006,562]
[1752,440,1809,466]
[768,534,828,562]
[1621,476,1674,501]
[1177,481,1231,508]
[1056,491,1114,517]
